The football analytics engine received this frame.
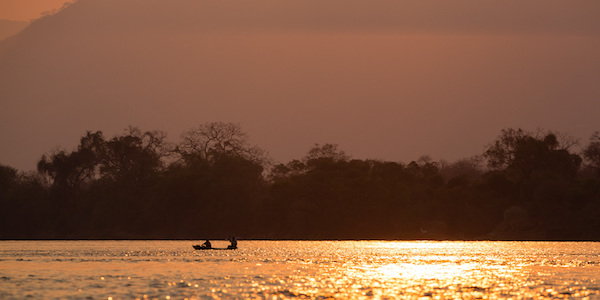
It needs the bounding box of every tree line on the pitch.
[1,123,600,240]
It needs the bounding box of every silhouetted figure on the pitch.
[201,239,212,249]
[227,236,237,249]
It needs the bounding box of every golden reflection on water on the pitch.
[374,262,481,280]
[339,262,518,299]
[272,241,600,299]
[2,241,600,299]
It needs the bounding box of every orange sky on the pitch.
[1,0,600,171]
[0,0,69,21]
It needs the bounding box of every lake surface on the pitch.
[1,241,600,299]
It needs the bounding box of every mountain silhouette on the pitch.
[0,20,29,41]
[1,0,599,171]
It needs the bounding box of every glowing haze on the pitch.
[0,0,71,21]
[1,0,599,171]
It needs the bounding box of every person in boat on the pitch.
[227,236,237,249]
[201,239,212,249]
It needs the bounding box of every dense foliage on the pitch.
[1,124,600,240]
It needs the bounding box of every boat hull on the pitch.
[193,245,237,250]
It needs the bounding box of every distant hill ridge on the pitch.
[1,0,599,172]
[0,20,29,41]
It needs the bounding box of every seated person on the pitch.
[201,239,212,249]
[227,237,237,249]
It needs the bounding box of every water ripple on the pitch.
[1,241,600,299]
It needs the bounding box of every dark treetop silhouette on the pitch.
[1,123,600,240]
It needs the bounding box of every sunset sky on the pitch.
[0,0,70,21]
[1,0,600,171]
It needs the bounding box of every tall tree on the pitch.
[583,131,600,180]
[177,122,268,166]
[484,128,581,181]
[36,131,105,204]
[100,127,170,183]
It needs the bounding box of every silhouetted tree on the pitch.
[584,131,600,180]
[484,128,581,182]
[482,128,588,239]
[440,156,484,188]
[100,127,169,183]
[177,122,268,166]
[0,166,48,238]
[157,122,269,238]
[304,143,349,163]
[4,125,600,240]
[0,164,19,200]
[36,131,105,205]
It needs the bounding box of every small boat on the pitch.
[193,245,237,250]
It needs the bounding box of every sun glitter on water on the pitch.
[376,263,471,280]
[2,241,600,299]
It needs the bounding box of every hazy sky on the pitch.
[1,0,600,171]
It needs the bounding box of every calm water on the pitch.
[1,241,600,299]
